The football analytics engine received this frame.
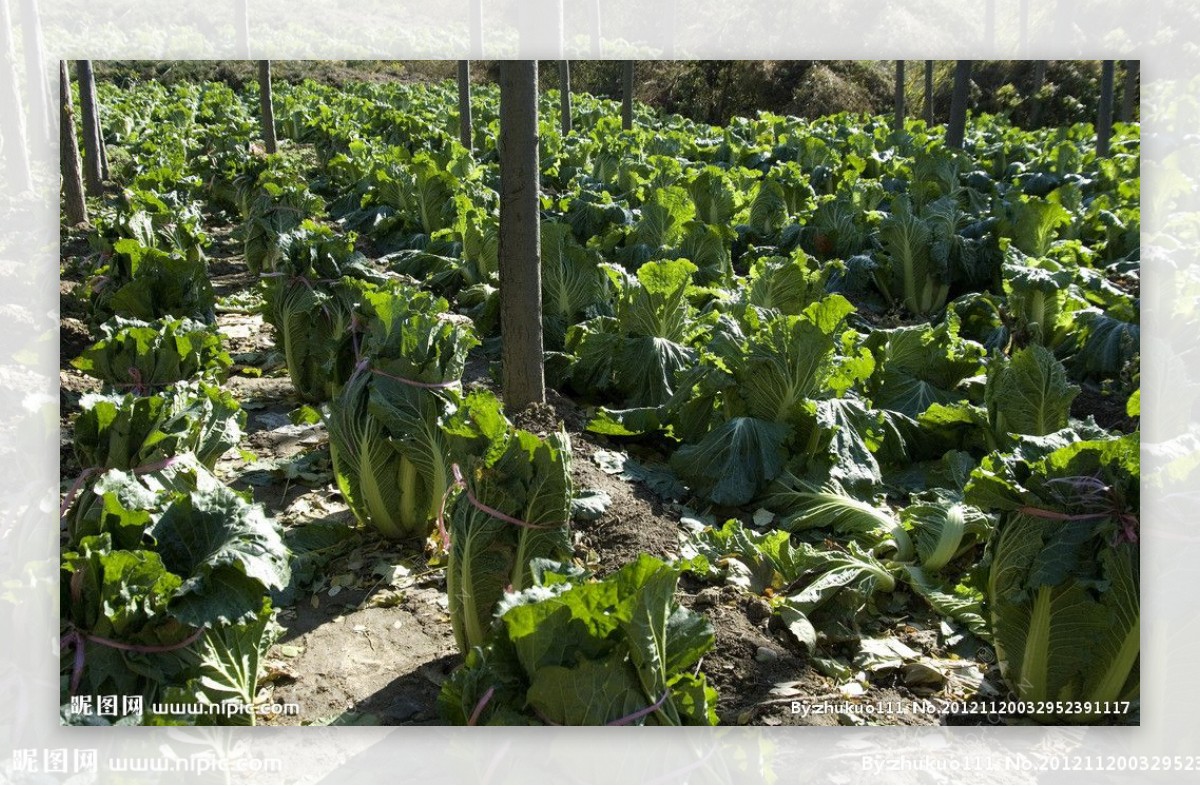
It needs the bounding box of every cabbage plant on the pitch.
[260,221,384,402]
[441,555,717,726]
[967,430,1139,721]
[446,427,573,652]
[73,382,244,474]
[61,466,288,723]
[86,238,215,326]
[326,285,477,541]
[72,317,231,391]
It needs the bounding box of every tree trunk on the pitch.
[234,0,250,58]
[76,61,103,196]
[1096,59,1115,157]
[498,60,545,409]
[923,60,934,125]
[946,60,971,149]
[1029,59,1047,126]
[99,115,110,179]
[19,0,51,141]
[590,0,601,57]
[622,60,634,130]
[468,0,483,57]
[457,60,472,151]
[1,0,32,192]
[1120,59,1138,122]
[894,60,905,133]
[79,58,110,179]
[258,60,276,154]
[60,61,87,225]
[559,60,571,136]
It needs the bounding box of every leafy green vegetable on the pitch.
[874,195,949,318]
[900,566,989,638]
[150,477,290,627]
[62,533,191,700]
[902,501,991,572]
[1002,256,1077,348]
[446,428,573,652]
[243,170,326,274]
[566,259,700,407]
[441,555,717,725]
[769,476,913,561]
[985,344,1080,443]
[670,417,790,507]
[668,296,877,505]
[72,381,244,473]
[540,221,611,350]
[743,252,824,316]
[864,317,986,418]
[998,195,1073,258]
[90,186,210,263]
[686,519,896,638]
[327,284,478,540]
[731,297,872,425]
[966,431,1139,720]
[87,239,216,325]
[61,472,289,718]
[156,599,280,725]
[72,317,231,391]
[261,223,382,402]
[1071,308,1140,384]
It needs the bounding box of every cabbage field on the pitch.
[58,67,1140,727]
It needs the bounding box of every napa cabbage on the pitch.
[966,430,1139,721]
[441,555,717,725]
[326,285,478,541]
[446,427,573,652]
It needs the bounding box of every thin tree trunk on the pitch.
[923,60,934,125]
[258,60,276,154]
[713,61,733,125]
[894,60,905,133]
[76,61,103,196]
[1029,59,1047,126]
[81,58,109,179]
[622,60,634,130]
[234,0,250,58]
[498,60,545,409]
[1,0,32,192]
[60,60,87,225]
[946,60,971,149]
[1120,60,1138,122]
[559,60,571,136]
[98,116,109,179]
[1096,59,1115,157]
[458,60,472,151]
[86,60,109,179]
[590,0,601,57]
[20,0,50,141]
[468,0,483,57]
